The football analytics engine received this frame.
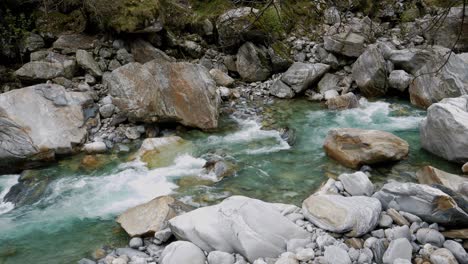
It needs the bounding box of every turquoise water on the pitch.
[0,98,459,264]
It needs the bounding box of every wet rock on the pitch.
[236,42,271,82]
[326,92,360,110]
[430,248,458,264]
[373,182,468,226]
[202,154,237,179]
[210,69,235,87]
[131,137,191,168]
[416,228,445,247]
[269,80,295,99]
[323,128,409,169]
[280,62,330,94]
[169,196,309,262]
[208,251,235,264]
[324,32,366,58]
[416,166,468,195]
[420,96,468,163]
[105,60,220,130]
[338,171,374,196]
[83,142,107,154]
[388,70,413,92]
[302,194,381,236]
[324,246,351,264]
[382,238,412,264]
[352,45,388,97]
[15,52,77,82]
[76,49,102,77]
[116,195,190,237]
[0,84,90,173]
[130,39,174,64]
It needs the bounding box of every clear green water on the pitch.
[0,98,459,264]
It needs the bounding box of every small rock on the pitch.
[379,214,393,228]
[416,228,445,247]
[338,171,374,196]
[154,228,172,245]
[296,248,315,261]
[324,246,351,264]
[125,127,141,140]
[100,104,115,118]
[387,208,410,226]
[382,238,412,264]
[160,241,206,264]
[129,237,143,249]
[430,248,458,264]
[210,69,235,87]
[443,240,468,264]
[83,142,107,154]
[207,251,235,264]
[385,225,411,241]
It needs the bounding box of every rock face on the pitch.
[352,45,388,97]
[104,60,220,130]
[324,32,366,57]
[236,42,271,82]
[302,194,381,236]
[416,166,468,195]
[420,96,468,163]
[116,196,190,237]
[0,84,90,173]
[168,196,309,262]
[160,241,206,264]
[323,128,409,169]
[373,182,468,227]
[15,52,76,82]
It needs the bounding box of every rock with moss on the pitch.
[216,7,262,50]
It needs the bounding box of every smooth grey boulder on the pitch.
[430,248,459,264]
[384,225,411,241]
[161,241,206,264]
[104,60,220,130]
[302,194,381,236]
[338,171,374,196]
[352,45,388,97]
[208,251,235,264]
[324,246,351,264]
[416,228,445,247]
[373,182,468,227]
[236,42,271,82]
[269,80,295,99]
[420,96,468,163]
[386,48,433,74]
[169,196,309,262]
[280,62,330,94]
[388,70,413,92]
[443,240,468,264]
[0,84,90,173]
[382,238,412,264]
[76,49,102,77]
[324,32,366,57]
[408,47,468,108]
[15,52,76,82]
[318,73,341,93]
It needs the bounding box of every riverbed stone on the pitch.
[323,128,409,169]
[210,69,235,87]
[302,194,381,236]
[382,238,412,264]
[161,241,206,264]
[131,137,191,168]
[130,39,174,64]
[116,195,190,237]
[269,80,295,99]
[168,196,309,262]
[76,49,102,77]
[463,163,468,174]
[387,208,410,226]
[326,92,360,110]
[280,62,330,94]
[236,42,271,82]
[430,248,458,264]
[338,171,374,196]
[208,251,235,264]
[15,52,77,82]
[105,60,220,130]
[443,240,468,264]
[416,228,445,247]
[416,166,468,195]
[420,96,468,163]
[388,70,412,92]
[324,32,366,57]
[129,237,143,249]
[0,84,90,173]
[352,45,388,97]
[83,142,107,154]
[373,182,468,227]
[324,246,351,264]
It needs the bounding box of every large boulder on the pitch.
[168,196,309,262]
[323,128,409,169]
[324,32,366,58]
[373,182,468,227]
[416,166,468,195]
[161,241,206,264]
[0,84,90,173]
[116,196,190,237]
[420,96,468,163]
[236,42,272,82]
[352,45,388,97]
[130,39,175,64]
[302,194,381,236]
[216,7,262,50]
[270,62,330,98]
[15,52,76,82]
[104,60,220,130]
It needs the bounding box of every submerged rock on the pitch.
[104,60,221,130]
[420,96,468,163]
[302,194,381,236]
[169,196,309,262]
[323,128,409,169]
[373,182,468,227]
[116,195,191,237]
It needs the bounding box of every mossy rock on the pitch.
[35,9,86,35]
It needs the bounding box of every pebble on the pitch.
[324,246,351,264]
[296,248,315,261]
[443,240,468,264]
[416,228,445,247]
[207,251,235,264]
[379,213,393,228]
[382,238,412,264]
[129,237,143,249]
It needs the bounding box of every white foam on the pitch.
[0,175,19,215]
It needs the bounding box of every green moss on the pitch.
[35,9,86,34]
[105,0,161,32]
[401,7,420,22]
[254,7,285,37]
[190,0,234,20]
[271,41,291,60]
